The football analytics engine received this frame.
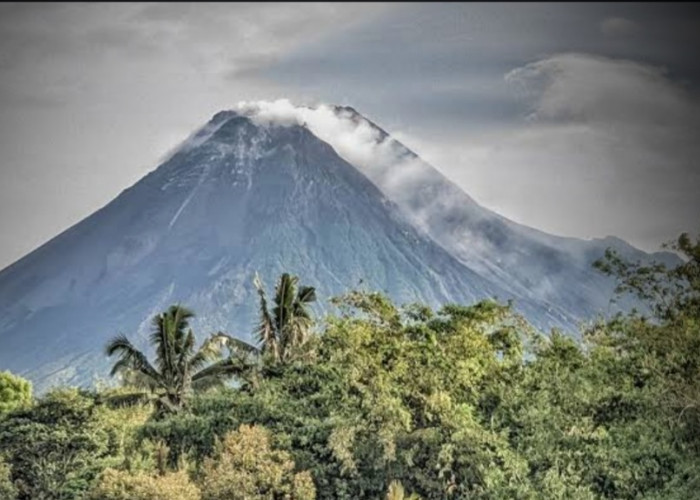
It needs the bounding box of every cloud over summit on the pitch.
[234,99,424,190]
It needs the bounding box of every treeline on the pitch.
[0,234,699,499]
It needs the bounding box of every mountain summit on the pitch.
[0,102,676,391]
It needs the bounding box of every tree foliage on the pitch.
[105,305,254,413]
[199,424,316,500]
[0,456,17,500]
[88,468,201,500]
[254,272,317,364]
[386,481,421,500]
[0,371,32,416]
[0,389,144,500]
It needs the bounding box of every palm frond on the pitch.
[191,373,228,392]
[189,333,228,371]
[274,273,297,331]
[109,358,135,378]
[191,357,249,384]
[150,313,173,382]
[119,366,161,391]
[149,305,194,387]
[218,332,260,356]
[155,395,181,414]
[175,329,196,388]
[290,317,311,350]
[254,272,278,357]
[296,285,317,305]
[105,334,161,382]
[169,304,195,330]
[182,328,196,356]
[171,305,195,360]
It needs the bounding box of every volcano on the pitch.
[0,103,677,391]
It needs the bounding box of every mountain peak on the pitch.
[0,100,666,392]
[0,101,509,391]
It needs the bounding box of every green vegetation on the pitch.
[0,456,17,500]
[88,468,201,500]
[0,233,698,499]
[104,305,255,414]
[253,272,317,364]
[0,388,150,499]
[0,370,31,416]
[386,481,421,500]
[199,424,316,500]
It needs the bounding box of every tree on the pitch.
[88,468,201,500]
[199,424,315,500]
[594,231,700,322]
[254,273,317,364]
[0,456,17,500]
[0,389,121,500]
[214,293,539,499]
[0,371,32,416]
[105,305,253,413]
[593,231,700,451]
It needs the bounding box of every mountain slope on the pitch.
[0,105,678,392]
[322,105,680,325]
[0,111,518,391]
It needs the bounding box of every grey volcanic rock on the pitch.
[0,108,679,392]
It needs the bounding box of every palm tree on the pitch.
[105,304,254,413]
[253,272,317,363]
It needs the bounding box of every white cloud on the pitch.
[233,99,465,239]
[505,54,693,127]
[235,99,431,191]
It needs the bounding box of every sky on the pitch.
[1,2,699,270]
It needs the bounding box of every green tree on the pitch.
[105,305,253,413]
[0,371,32,416]
[593,231,700,455]
[0,389,128,500]
[594,231,700,321]
[205,293,538,499]
[0,456,17,500]
[254,273,317,364]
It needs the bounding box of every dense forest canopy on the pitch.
[0,233,698,499]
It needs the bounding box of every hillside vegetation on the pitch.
[0,233,698,499]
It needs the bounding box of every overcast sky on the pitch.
[1,2,699,270]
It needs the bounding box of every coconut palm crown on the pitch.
[253,272,317,363]
[105,304,251,412]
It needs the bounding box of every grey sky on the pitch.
[1,2,699,270]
